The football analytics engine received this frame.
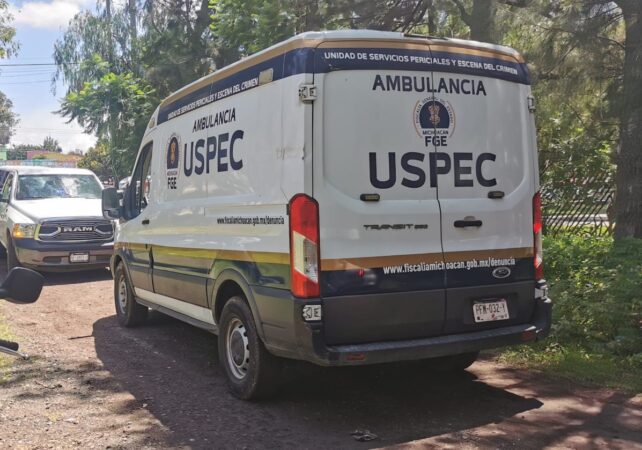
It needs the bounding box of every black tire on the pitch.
[218,296,282,400]
[6,235,21,270]
[114,263,148,327]
[424,351,479,373]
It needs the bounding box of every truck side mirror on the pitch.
[102,187,122,220]
[0,267,44,303]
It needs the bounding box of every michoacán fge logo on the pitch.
[414,98,456,147]
[166,135,180,190]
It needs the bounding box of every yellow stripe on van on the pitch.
[117,242,290,267]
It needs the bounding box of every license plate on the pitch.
[473,299,509,323]
[69,253,89,263]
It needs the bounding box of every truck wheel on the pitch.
[425,351,479,372]
[114,263,148,327]
[6,236,21,270]
[218,296,282,400]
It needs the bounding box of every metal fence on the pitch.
[542,174,614,236]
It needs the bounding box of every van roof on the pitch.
[157,30,528,126]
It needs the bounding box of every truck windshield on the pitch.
[15,175,103,200]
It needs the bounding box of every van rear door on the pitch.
[312,40,447,345]
[426,45,537,334]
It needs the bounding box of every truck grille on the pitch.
[38,219,114,242]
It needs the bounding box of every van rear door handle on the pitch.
[142,219,150,225]
[454,219,482,228]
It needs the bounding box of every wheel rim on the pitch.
[226,317,250,380]
[117,275,128,314]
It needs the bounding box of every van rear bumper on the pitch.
[258,287,552,367]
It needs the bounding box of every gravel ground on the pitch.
[0,266,640,449]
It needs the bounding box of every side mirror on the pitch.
[0,267,44,303]
[102,187,122,220]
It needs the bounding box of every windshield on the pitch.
[15,175,103,200]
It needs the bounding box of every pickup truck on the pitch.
[0,166,114,271]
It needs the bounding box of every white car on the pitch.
[0,166,114,271]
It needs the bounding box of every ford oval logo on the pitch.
[492,267,511,279]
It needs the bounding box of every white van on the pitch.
[103,30,552,399]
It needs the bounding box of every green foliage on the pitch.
[59,56,156,178]
[77,141,113,179]
[55,0,213,176]
[42,136,62,153]
[0,91,18,145]
[544,234,642,354]
[0,0,18,59]
[7,144,41,160]
[503,234,642,391]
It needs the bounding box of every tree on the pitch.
[77,141,113,178]
[0,91,18,145]
[0,0,18,59]
[613,0,642,238]
[58,55,156,178]
[42,136,62,153]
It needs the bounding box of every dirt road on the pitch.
[0,267,640,449]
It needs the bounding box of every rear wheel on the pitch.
[114,263,148,327]
[6,235,21,270]
[424,351,479,372]
[218,296,282,400]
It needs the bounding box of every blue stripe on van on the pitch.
[157,46,530,125]
[320,257,534,297]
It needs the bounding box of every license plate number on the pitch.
[473,299,509,323]
[69,253,89,263]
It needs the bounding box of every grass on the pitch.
[500,234,642,393]
[500,344,642,393]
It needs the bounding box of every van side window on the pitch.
[1,174,14,202]
[129,143,153,218]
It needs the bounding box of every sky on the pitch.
[2,0,97,153]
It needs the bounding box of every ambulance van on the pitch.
[102,30,552,399]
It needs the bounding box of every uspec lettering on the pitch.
[369,152,496,189]
[183,130,244,177]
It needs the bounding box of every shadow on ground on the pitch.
[90,314,544,449]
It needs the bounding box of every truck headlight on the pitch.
[12,223,37,239]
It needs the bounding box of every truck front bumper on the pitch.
[13,238,114,271]
[258,287,552,367]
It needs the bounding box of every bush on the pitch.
[544,234,642,357]
[501,234,642,391]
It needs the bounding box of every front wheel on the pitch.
[218,296,282,400]
[114,263,148,327]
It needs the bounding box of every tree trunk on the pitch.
[469,0,497,43]
[614,1,642,239]
[105,0,114,66]
[451,0,498,43]
[128,0,137,46]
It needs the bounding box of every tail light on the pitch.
[289,194,320,298]
[533,191,543,279]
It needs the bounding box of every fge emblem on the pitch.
[414,98,456,147]
[166,135,180,190]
